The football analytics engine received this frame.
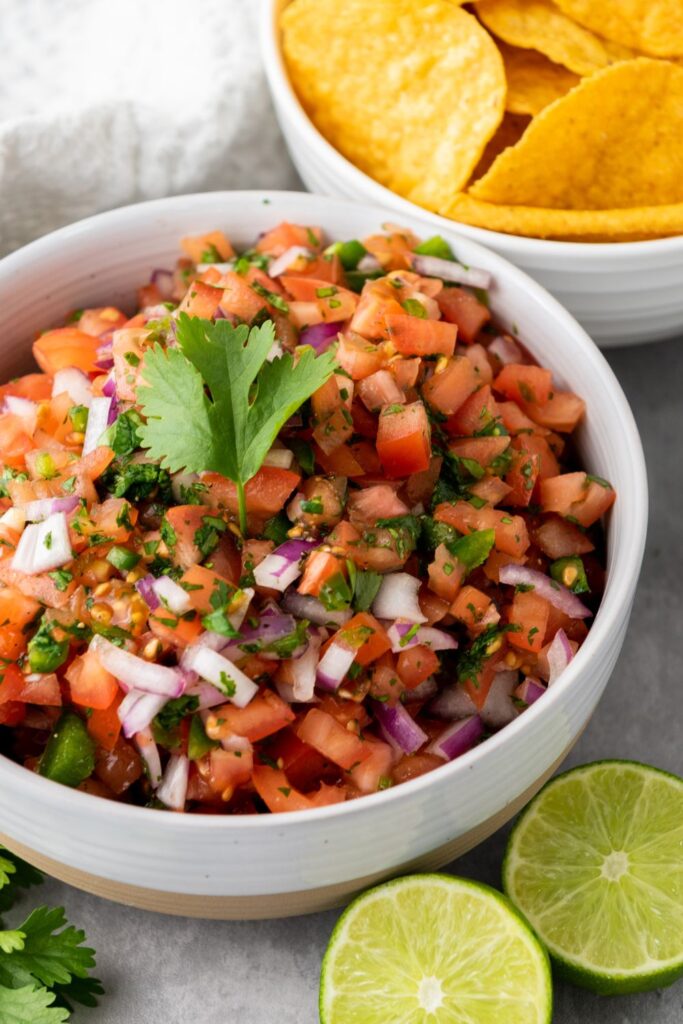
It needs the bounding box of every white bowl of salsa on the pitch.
[0,191,646,918]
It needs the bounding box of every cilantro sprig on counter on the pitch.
[0,847,103,1022]
[138,314,336,533]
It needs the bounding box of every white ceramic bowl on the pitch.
[0,191,647,919]
[261,0,683,348]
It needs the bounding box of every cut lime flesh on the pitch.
[504,760,683,995]
[320,874,552,1024]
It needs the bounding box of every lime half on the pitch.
[504,760,683,995]
[320,874,552,1024]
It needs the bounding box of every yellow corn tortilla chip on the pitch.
[498,42,580,115]
[475,0,636,75]
[281,0,506,210]
[553,0,683,59]
[469,112,532,182]
[469,59,683,210]
[443,193,683,241]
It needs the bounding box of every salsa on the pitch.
[0,222,615,813]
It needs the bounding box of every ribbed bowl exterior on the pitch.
[0,191,647,905]
[263,0,683,349]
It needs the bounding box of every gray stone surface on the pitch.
[17,335,679,1022]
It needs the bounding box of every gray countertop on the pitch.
[16,334,679,1022]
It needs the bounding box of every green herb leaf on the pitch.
[0,984,70,1023]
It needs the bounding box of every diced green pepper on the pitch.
[550,556,590,594]
[188,714,219,761]
[106,546,140,572]
[68,404,89,433]
[413,235,454,261]
[326,239,367,270]
[39,712,95,787]
[27,619,69,673]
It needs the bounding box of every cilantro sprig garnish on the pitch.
[0,847,103,1021]
[137,314,336,533]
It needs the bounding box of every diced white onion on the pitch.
[182,646,258,708]
[267,245,311,279]
[3,395,38,435]
[152,575,192,616]
[157,754,189,810]
[82,395,113,456]
[90,635,184,697]
[373,573,427,624]
[52,367,93,408]
[11,511,72,574]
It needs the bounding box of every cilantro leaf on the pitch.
[138,315,336,531]
[4,906,96,988]
[0,848,43,913]
[0,984,69,1024]
[0,931,25,954]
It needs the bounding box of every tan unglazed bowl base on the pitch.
[0,746,571,920]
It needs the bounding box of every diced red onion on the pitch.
[185,679,230,710]
[253,539,318,591]
[488,335,522,366]
[299,321,340,354]
[373,573,427,624]
[357,253,382,273]
[547,627,574,687]
[101,373,117,399]
[416,627,458,651]
[427,715,483,761]
[316,640,356,692]
[51,367,93,407]
[151,268,175,300]
[267,245,311,279]
[282,590,353,627]
[410,254,491,289]
[263,446,294,469]
[152,575,192,616]
[387,620,421,653]
[135,574,160,610]
[118,690,168,739]
[374,701,428,755]
[23,496,80,523]
[181,645,258,708]
[12,511,72,574]
[238,610,297,646]
[3,395,38,435]
[134,728,163,788]
[515,677,546,706]
[480,670,518,729]
[403,676,438,702]
[90,635,184,697]
[289,633,323,702]
[82,395,113,456]
[157,754,189,811]
[428,683,477,720]
[499,564,592,619]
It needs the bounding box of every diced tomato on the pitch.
[252,764,343,812]
[428,543,464,602]
[389,356,420,390]
[516,434,560,481]
[0,564,74,609]
[507,590,550,654]
[179,280,223,318]
[531,515,595,559]
[0,373,53,403]
[296,708,371,770]
[392,752,444,784]
[482,550,527,584]
[469,476,512,507]
[87,691,124,751]
[33,328,101,375]
[422,356,479,416]
[66,650,119,710]
[338,612,391,667]
[0,665,25,705]
[180,564,235,615]
[347,441,382,477]
[348,738,394,793]
[451,585,500,635]
[357,369,405,412]
[206,748,253,799]
[89,497,137,543]
[504,446,540,507]
[336,332,387,379]
[21,675,60,710]
[203,466,300,519]
[463,343,494,386]
[94,737,143,794]
[256,222,322,256]
[540,472,616,527]
[281,277,358,324]
[112,327,148,402]
[497,400,545,436]
[435,501,529,558]
[376,401,431,477]
[164,505,216,568]
[444,384,498,436]
[78,306,128,336]
[0,587,41,631]
[267,728,328,792]
[522,391,586,433]
[313,442,364,477]
[0,701,26,726]
[384,314,456,358]
[149,611,203,648]
[206,690,295,743]
[419,586,450,624]
[436,287,491,343]
[347,484,409,526]
[181,230,235,263]
[463,656,500,711]
[448,435,510,469]
[397,645,440,689]
[494,364,553,406]
[404,456,442,507]
[326,520,361,557]
[298,550,346,598]
[363,229,419,270]
[0,415,33,469]
[278,252,343,284]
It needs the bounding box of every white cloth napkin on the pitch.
[0,0,299,257]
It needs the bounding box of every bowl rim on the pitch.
[0,189,648,832]
[260,0,683,257]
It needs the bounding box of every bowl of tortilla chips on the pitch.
[261,0,683,346]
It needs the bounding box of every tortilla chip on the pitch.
[475,0,636,75]
[468,59,683,210]
[553,0,683,58]
[443,194,683,241]
[281,0,506,210]
[469,112,532,182]
[497,42,580,115]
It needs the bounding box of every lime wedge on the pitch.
[504,760,683,995]
[320,874,552,1023]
